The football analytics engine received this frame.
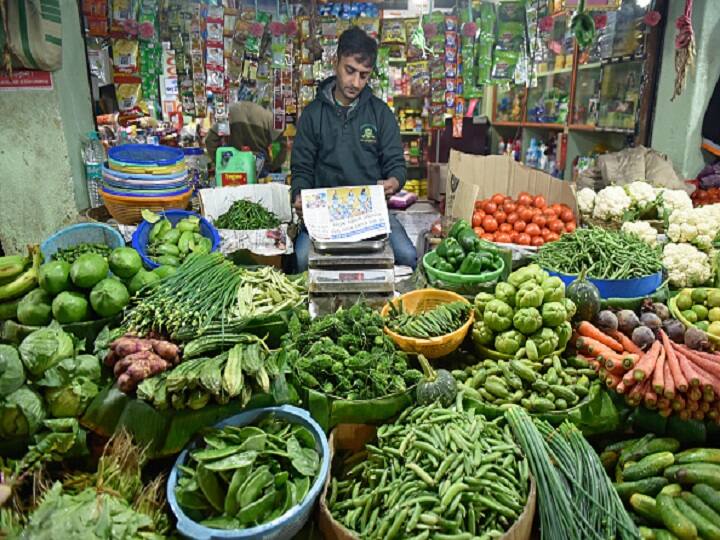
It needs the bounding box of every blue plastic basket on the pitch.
[131,210,221,269]
[545,269,663,299]
[108,144,185,166]
[41,223,125,261]
[167,405,330,540]
[101,184,191,198]
[102,166,190,184]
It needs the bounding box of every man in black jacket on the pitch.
[290,27,417,271]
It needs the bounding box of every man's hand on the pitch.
[293,194,303,219]
[381,177,401,198]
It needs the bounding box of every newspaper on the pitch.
[301,185,390,243]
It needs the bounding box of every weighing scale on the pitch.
[308,236,395,316]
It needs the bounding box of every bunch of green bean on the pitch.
[53,242,111,264]
[215,199,280,230]
[328,397,529,539]
[536,227,662,279]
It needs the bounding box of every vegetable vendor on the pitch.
[290,27,416,270]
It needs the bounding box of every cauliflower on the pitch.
[667,205,720,251]
[658,188,693,214]
[662,243,712,288]
[621,221,657,246]
[592,186,632,222]
[625,181,657,209]
[577,188,596,216]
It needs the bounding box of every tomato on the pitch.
[533,195,547,209]
[531,236,545,247]
[511,232,520,243]
[491,193,506,205]
[472,211,484,228]
[483,202,498,214]
[565,221,577,233]
[475,200,484,210]
[543,207,558,219]
[513,220,526,232]
[520,208,534,222]
[517,233,531,246]
[503,201,517,214]
[494,211,507,224]
[473,226,484,236]
[495,233,512,243]
[525,223,541,237]
[506,212,519,225]
[481,233,495,242]
[560,208,575,223]
[546,232,560,242]
[551,203,563,214]
[542,228,552,240]
[482,216,499,233]
[532,214,547,228]
[518,193,533,206]
[549,220,565,233]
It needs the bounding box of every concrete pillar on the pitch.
[0,0,94,254]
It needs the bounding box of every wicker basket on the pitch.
[381,288,474,359]
[100,188,192,225]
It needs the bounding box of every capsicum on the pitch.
[459,252,489,275]
[433,258,455,273]
[457,227,481,252]
[436,238,465,269]
[449,219,471,240]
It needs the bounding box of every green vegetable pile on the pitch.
[386,300,471,338]
[144,212,213,267]
[136,336,284,411]
[537,228,663,280]
[280,304,422,400]
[458,354,596,413]
[426,219,503,275]
[328,399,530,538]
[472,264,575,357]
[52,242,111,264]
[174,414,319,530]
[215,199,281,230]
[506,407,638,540]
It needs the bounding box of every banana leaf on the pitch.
[1,316,121,348]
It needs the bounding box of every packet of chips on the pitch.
[406,61,429,97]
[113,39,139,74]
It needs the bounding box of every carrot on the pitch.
[688,386,703,401]
[578,322,624,352]
[633,340,662,381]
[616,380,627,394]
[671,395,685,411]
[677,349,703,388]
[679,410,691,421]
[605,371,621,389]
[659,408,673,418]
[622,366,638,388]
[628,379,648,406]
[644,390,658,409]
[660,330,688,393]
[605,358,627,375]
[688,400,700,412]
[693,410,705,421]
[676,347,720,364]
[609,329,644,355]
[704,389,716,402]
[674,344,720,380]
[709,409,719,421]
[653,346,666,394]
[663,356,675,399]
[576,337,633,365]
[658,397,671,410]
[700,401,711,413]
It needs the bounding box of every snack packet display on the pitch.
[381,19,406,45]
[113,39,139,73]
[406,61,429,97]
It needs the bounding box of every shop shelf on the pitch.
[524,122,565,130]
[493,121,523,127]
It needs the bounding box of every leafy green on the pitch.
[0,344,25,395]
[18,323,74,377]
[0,385,46,438]
[16,418,88,472]
[44,378,99,418]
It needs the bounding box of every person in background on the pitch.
[290,26,417,271]
[205,100,287,174]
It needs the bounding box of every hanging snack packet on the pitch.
[116,82,142,111]
[406,61,429,97]
[496,21,525,50]
[113,39,139,74]
[492,49,520,81]
[381,19,406,45]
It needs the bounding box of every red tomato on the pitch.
[565,221,577,233]
[560,208,575,223]
[483,202,498,214]
[517,233,531,246]
[532,214,547,228]
[494,211,507,224]
[531,236,545,247]
[496,233,512,243]
[542,228,552,240]
[475,200,484,210]
[481,233,495,242]
[549,220,565,233]
[472,211,484,228]
[518,193,533,206]
[525,223,541,237]
[506,212,519,225]
[543,207,558,219]
[533,195,547,209]
[520,208,534,223]
[491,193,506,205]
[482,216,499,233]
[514,220,526,232]
[499,223,513,233]
[473,226,484,236]
[551,203,563,214]
[546,232,560,242]
[511,232,520,243]
[503,201,517,214]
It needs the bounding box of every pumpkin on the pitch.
[566,269,601,322]
[416,354,457,406]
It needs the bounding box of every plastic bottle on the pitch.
[498,138,506,156]
[513,140,522,162]
[82,131,105,208]
[526,139,538,168]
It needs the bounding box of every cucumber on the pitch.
[675,497,720,540]
[661,484,683,497]
[665,464,720,489]
[621,437,681,466]
[682,492,720,527]
[614,477,669,501]
[653,530,680,540]
[694,484,720,515]
[638,526,655,540]
[630,494,663,525]
[605,438,642,453]
[676,448,720,465]
[624,452,676,482]
[657,493,698,540]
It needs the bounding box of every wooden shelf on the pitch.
[524,122,565,130]
[400,131,428,136]
[568,124,598,131]
[493,121,523,127]
[578,62,602,71]
[536,66,573,77]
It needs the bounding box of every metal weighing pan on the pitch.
[312,234,388,254]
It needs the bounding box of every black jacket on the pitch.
[290,77,406,200]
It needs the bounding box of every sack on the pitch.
[2,0,63,71]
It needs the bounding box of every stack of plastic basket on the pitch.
[100,144,192,225]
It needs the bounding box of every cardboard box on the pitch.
[445,150,578,223]
[427,162,448,202]
[198,184,294,256]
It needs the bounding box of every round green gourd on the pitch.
[566,268,601,322]
[416,354,457,406]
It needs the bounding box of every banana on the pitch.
[0,246,40,302]
[0,255,28,281]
